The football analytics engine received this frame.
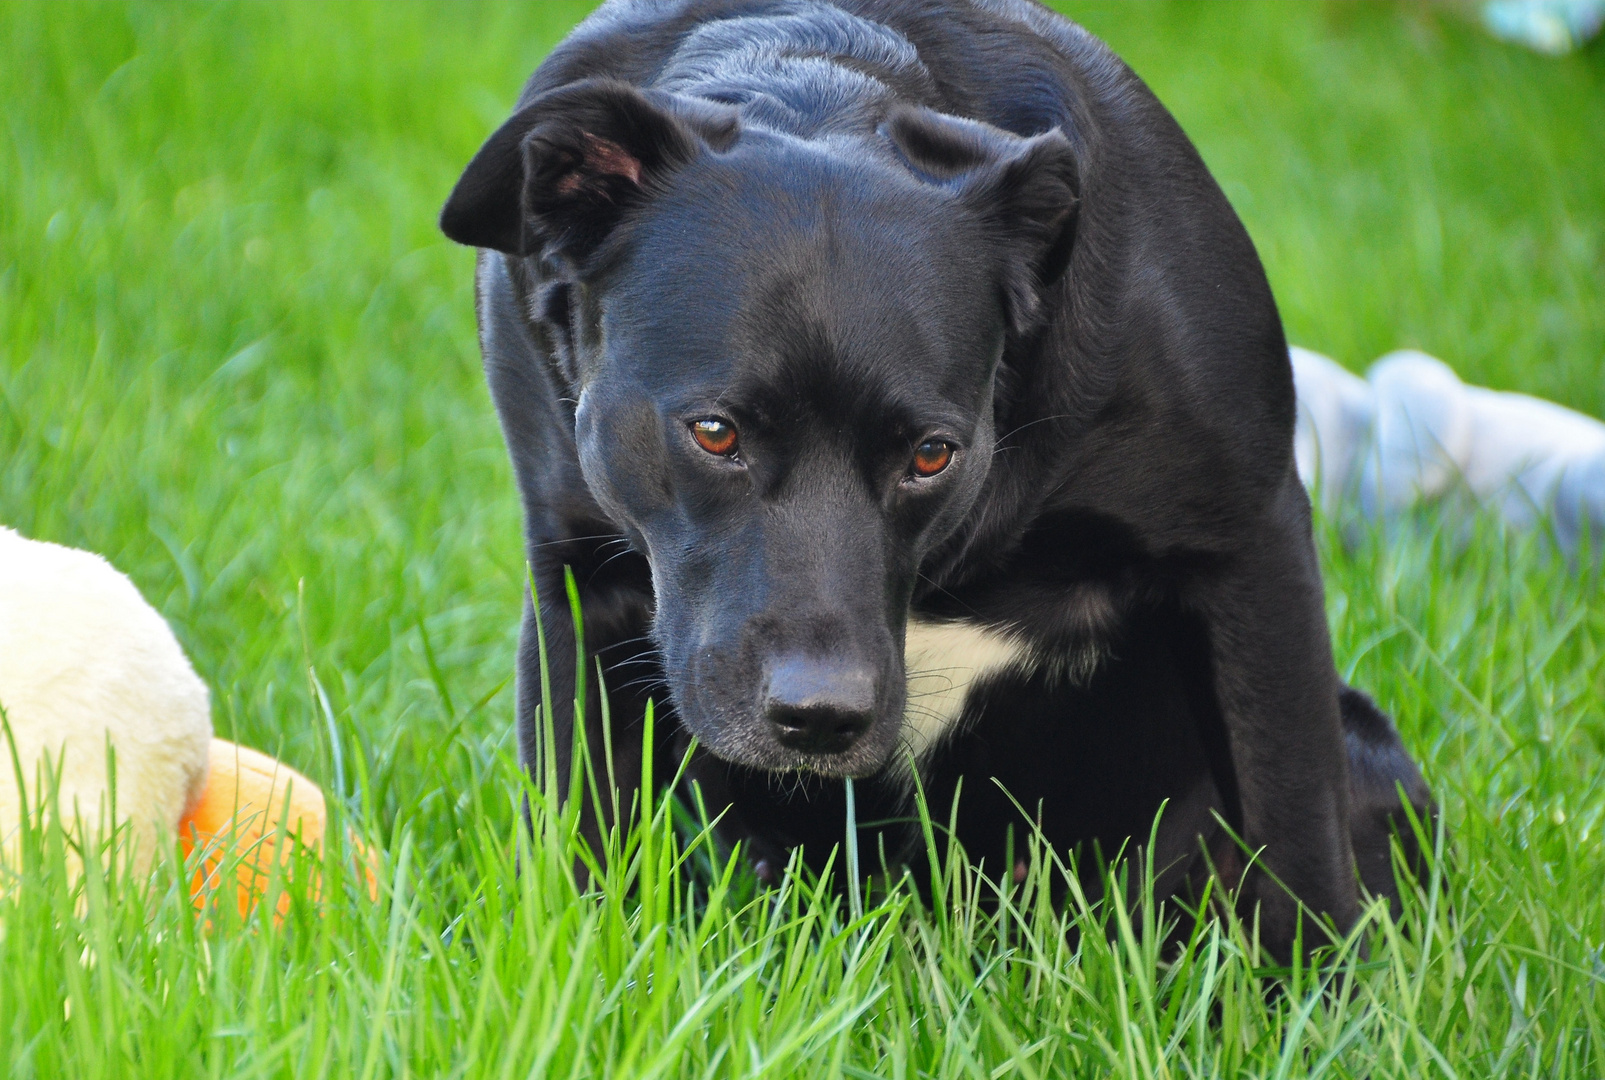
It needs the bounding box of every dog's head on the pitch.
[443,79,1078,776]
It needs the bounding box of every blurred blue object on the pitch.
[1291,347,1605,555]
[1482,0,1604,54]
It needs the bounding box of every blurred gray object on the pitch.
[1291,346,1605,553]
[1481,0,1604,54]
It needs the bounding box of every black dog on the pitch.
[440,0,1433,960]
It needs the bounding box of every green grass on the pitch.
[1,1,1602,1075]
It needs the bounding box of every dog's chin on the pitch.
[693,726,895,780]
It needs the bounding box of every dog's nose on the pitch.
[763,656,877,755]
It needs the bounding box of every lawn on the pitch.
[1,2,1602,1076]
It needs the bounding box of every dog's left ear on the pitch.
[884,108,1080,335]
[440,79,738,265]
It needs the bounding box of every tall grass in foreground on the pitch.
[3,519,1603,1078]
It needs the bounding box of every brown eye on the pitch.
[691,418,738,456]
[911,439,953,478]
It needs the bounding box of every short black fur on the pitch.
[440,0,1434,961]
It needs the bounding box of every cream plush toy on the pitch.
[0,526,212,874]
[1,526,372,917]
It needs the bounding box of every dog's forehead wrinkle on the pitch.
[612,209,991,415]
[644,142,987,280]
[610,159,1005,399]
[728,283,993,433]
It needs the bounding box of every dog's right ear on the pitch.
[440,79,737,263]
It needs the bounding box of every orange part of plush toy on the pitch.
[179,738,377,921]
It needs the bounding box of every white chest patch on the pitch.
[901,616,1034,763]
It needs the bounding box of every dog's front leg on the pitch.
[514,569,657,875]
[1188,482,1360,962]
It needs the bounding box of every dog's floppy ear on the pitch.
[884,108,1080,334]
[440,79,737,264]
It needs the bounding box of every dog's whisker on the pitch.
[590,547,641,575]
[602,641,662,659]
[607,655,666,674]
[527,533,630,551]
[994,412,1077,447]
[913,573,981,615]
[900,702,952,725]
[597,633,657,654]
[611,677,671,696]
